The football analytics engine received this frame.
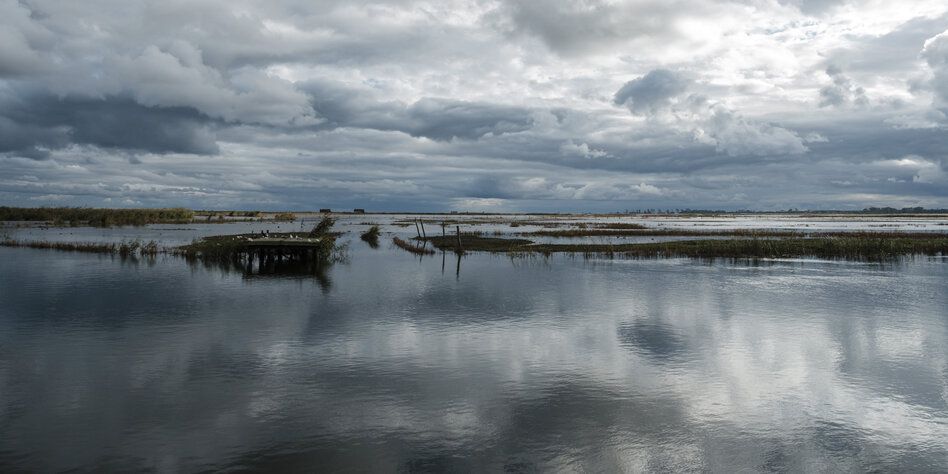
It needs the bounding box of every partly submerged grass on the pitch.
[517,228,948,239]
[416,234,948,260]
[593,223,649,230]
[360,225,381,247]
[393,236,435,255]
[1,239,161,256]
[419,235,533,252]
[535,237,948,260]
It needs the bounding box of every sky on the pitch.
[1,0,947,212]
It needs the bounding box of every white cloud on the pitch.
[560,140,609,159]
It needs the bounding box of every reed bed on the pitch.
[393,237,435,255]
[273,212,297,221]
[419,235,533,252]
[593,223,649,230]
[416,234,948,260]
[1,239,162,257]
[541,238,948,260]
[0,207,193,227]
[518,228,948,239]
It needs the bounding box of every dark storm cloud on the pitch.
[613,70,691,115]
[302,80,535,141]
[0,93,219,157]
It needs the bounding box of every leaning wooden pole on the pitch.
[456,225,463,252]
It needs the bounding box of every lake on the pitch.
[1,216,947,471]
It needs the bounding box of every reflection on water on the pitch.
[185,254,334,291]
[1,242,947,472]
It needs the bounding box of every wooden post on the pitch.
[441,222,446,237]
[415,220,421,238]
[456,225,462,252]
[420,220,427,239]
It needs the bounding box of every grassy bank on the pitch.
[0,207,193,227]
[418,235,948,260]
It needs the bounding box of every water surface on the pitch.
[1,221,947,472]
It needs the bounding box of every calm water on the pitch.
[1,220,948,472]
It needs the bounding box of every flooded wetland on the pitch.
[1,213,947,471]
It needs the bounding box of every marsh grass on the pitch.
[309,216,336,237]
[419,235,533,252]
[273,212,297,221]
[594,223,649,230]
[361,225,381,247]
[393,236,435,255]
[0,207,193,227]
[1,239,163,257]
[518,228,948,239]
[415,234,948,260]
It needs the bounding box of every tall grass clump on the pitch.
[309,216,336,237]
[361,225,381,247]
[274,212,297,221]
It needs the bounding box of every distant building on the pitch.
[319,208,331,213]
[353,208,366,214]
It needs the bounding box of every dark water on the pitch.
[1,240,947,472]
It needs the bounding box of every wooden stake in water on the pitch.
[456,225,463,252]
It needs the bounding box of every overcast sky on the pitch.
[1,0,947,211]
